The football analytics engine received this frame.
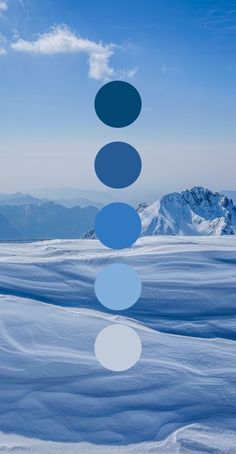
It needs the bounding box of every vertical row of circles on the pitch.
[94,81,143,372]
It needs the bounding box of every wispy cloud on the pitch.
[161,64,182,74]
[11,25,137,81]
[0,0,8,14]
[0,1,8,54]
[200,7,236,33]
[0,34,7,55]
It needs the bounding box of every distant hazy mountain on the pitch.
[57,198,103,209]
[0,203,98,240]
[31,187,113,205]
[140,186,236,236]
[0,192,42,206]
[0,213,20,240]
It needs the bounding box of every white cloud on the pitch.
[11,25,137,80]
[0,0,8,54]
[0,0,8,13]
[161,64,181,74]
[0,33,7,55]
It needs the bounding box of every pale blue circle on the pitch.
[95,264,142,311]
[95,325,142,371]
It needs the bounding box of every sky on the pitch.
[0,0,236,201]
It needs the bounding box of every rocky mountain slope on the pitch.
[140,186,236,236]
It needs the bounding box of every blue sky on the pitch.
[0,0,236,199]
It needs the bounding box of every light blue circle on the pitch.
[95,202,141,250]
[95,264,142,311]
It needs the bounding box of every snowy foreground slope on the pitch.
[0,237,236,453]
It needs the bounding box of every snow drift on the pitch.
[0,237,236,452]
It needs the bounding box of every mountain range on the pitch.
[0,202,98,240]
[86,187,236,239]
[0,186,235,240]
[140,186,236,236]
[0,191,103,209]
[0,193,42,206]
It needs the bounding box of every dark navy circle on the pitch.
[94,81,142,128]
[95,203,141,249]
[95,142,142,189]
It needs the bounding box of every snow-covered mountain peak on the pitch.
[140,186,236,236]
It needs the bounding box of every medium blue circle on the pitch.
[95,203,141,249]
[95,142,142,189]
[95,264,142,311]
[94,81,142,128]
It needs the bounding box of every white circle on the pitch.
[95,324,142,372]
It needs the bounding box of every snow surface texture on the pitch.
[0,237,236,453]
[140,186,236,236]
